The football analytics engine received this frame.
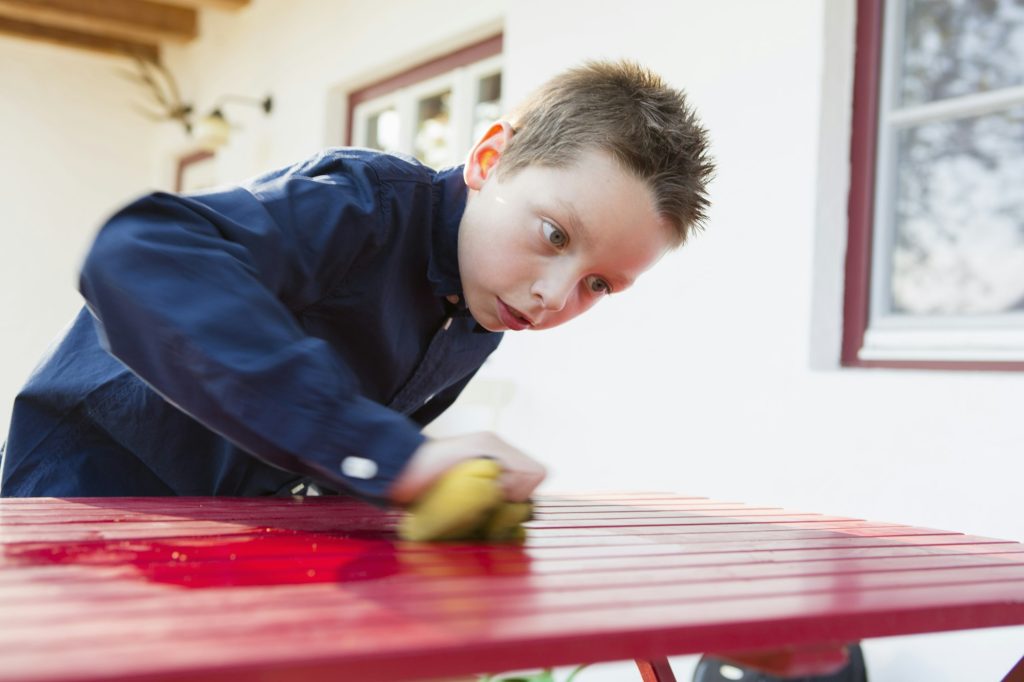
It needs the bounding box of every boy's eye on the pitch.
[586,276,612,295]
[541,221,568,248]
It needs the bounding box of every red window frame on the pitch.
[841,0,1024,371]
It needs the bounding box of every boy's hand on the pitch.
[396,458,533,542]
[389,432,546,506]
[390,433,545,543]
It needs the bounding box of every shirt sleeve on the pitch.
[78,150,426,500]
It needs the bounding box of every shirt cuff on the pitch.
[306,395,427,501]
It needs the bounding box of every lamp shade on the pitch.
[194,111,230,151]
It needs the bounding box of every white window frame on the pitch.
[352,54,503,169]
[861,0,1024,363]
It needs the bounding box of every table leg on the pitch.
[1002,654,1024,682]
[635,658,677,682]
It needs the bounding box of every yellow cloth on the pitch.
[398,458,533,542]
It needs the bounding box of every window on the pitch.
[347,35,502,170]
[844,0,1024,370]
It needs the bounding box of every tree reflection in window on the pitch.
[367,109,399,153]
[889,0,1024,315]
[414,91,452,169]
[900,0,1024,105]
[473,72,502,144]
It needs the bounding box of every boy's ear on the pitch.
[463,121,514,190]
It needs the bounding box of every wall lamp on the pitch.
[194,94,274,151]
[122,56,272,151]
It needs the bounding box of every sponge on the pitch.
[397,458,532,542]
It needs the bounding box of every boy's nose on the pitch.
[531,271,575,313]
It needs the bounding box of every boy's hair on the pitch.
[501,60,714,246]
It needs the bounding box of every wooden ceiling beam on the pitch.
[134,0,247,10]
[0,0,196,45]
[0,15,158,60]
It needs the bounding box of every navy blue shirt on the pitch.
[1,149,502,499]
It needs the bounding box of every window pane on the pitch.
[472,72,502,144]
[890,105,1024,314]
[366,109,399,152]
[900,0,1024,106]
[414,90,453,168]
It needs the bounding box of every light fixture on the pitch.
[122,54,272,151]
[194,95,273,151]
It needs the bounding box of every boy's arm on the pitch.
[79,152,426,500]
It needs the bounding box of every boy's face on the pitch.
[458,129,673,333]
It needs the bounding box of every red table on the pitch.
[2,493,1023,681]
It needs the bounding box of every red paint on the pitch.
[637,658,677,682]
[1,495,1022,682]
[1003,655,1024,682]
[842,0,883,368]
[175,149,214,193]
[4,519,531,589]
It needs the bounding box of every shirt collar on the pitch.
[428,165,470,313]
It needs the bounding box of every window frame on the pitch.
[842,0,1024,371]
[345,34,502,167]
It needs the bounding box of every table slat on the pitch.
[1,495,1022,682]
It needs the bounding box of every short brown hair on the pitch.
[500,60,714,246]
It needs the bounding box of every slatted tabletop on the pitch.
[2,494,1024,681]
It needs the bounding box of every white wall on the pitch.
[0,36,160,437]
[484,2,1024,677]
[159,0,506,187]
[3,1,1021,679]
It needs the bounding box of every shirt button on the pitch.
[340,456,378,480]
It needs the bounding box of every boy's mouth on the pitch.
[496,298,533,330]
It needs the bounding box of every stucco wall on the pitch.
[0,36,159,438]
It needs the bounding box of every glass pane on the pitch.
[366,108,399,152]
[900,0,1024,106]
[413,90,453,168]
[889,105,1024,314]
[472,72,502,144]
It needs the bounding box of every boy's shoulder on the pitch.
[243,148,466,225]
[310,147,449,186]
[241,148,458,209]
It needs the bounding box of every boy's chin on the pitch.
[462,305,498,332]
[465,296,515,332]
[473,316,503,333]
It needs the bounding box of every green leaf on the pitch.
[564,664,589,682]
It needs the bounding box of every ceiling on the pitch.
[0,0,249,63]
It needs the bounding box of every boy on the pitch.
[1,60,713,509]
